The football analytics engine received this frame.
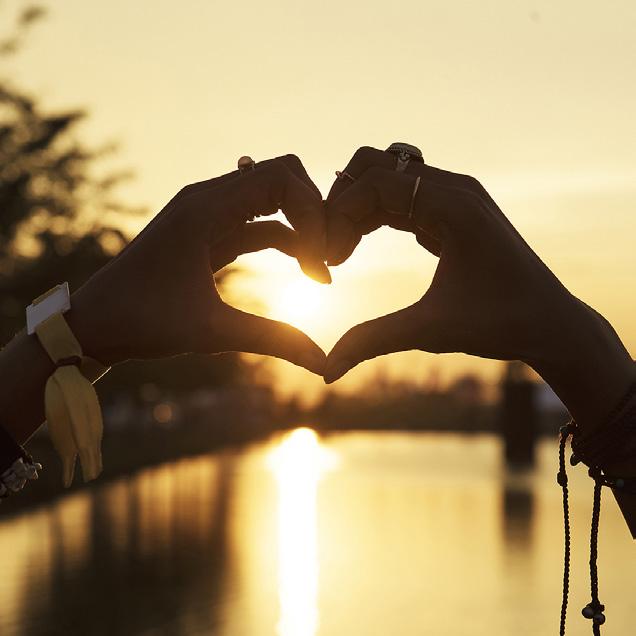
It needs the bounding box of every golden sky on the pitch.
[4,0,635,400]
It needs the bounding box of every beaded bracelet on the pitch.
[0,456,43,500]
[557,380,636,635]
[571,382,636,468]
[0,424,42,502]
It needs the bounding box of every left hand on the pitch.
[67,154,329,375]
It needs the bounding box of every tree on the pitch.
[0,5,135,340]
[0,5,244,395]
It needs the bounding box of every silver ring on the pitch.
[335,170,355,182]
[238,155,256,174]
[409,176,421,223]
[386,142,424,172]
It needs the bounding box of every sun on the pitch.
[271,276,326,330]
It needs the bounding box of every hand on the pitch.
[323,145,578,377]
[66,154,329,375]
[323,147,633,433]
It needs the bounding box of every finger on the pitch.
[325,148,393,264]
[277,153,323,200]
[178,152,322,199]
[326,165,457,264]
[213,305,327,375]
[323,304,422,384]
[327,147,477,263]
[329,145,478,199]
[416,231,442,257]
[327,146,396,202]
[327,147,413,265]
[326,167,432,265]
[114,154,324,268]
[322,210,390,268]
[270,156,327,282]
[194,158,330,284]
[209,220,299,272]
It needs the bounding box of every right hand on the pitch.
[323,146,582,380]
[323,146,634,434]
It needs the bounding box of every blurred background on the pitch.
[0,1,634,634]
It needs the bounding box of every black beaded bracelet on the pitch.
[0,424,42,501]
[571,381,636,469]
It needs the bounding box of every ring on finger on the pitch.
[386,142,425,172]
[238,155,256,174]
[335,170,355,181]
[408,176,422,224]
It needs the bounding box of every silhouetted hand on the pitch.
[67,154,328,375]
[322,146,618,386]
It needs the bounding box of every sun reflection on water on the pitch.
[267,427,338,636]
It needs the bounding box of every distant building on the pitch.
[498,361,538,467]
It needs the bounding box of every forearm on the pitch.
[0,329,54,445]
[0,306,91,446]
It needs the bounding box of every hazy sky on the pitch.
[4,0,635,400]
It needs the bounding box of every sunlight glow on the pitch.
[267,428,338,636]
[271,278,328,333]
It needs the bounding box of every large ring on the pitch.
[386,142,424,172]
[238,155,256,173]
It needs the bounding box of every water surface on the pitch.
[0,430,633,635]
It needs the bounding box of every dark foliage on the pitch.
[0,5,244,394]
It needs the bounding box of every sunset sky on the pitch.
[4,0,635,401]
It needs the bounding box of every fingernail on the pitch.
[316,266,332,285]
[324,359,352,384]
[301,260,332,284]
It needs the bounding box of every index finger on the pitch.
[326,146,417,265]
[188,157,330,283]
[327,146,396,202]
[326,146,467,264]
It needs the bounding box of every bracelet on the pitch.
[0,456,43,500]
[557,380,636,635]
[570,381,636,469]
[28,284,109,488]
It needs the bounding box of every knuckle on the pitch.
[460,174,487,197]
[364,165,385,180]
[354,145,378,160]
[176,183,196,199]
[350,146,379,170]
[281,153,303,168]
[267,158,290,181]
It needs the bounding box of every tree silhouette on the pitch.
[0,5,136,342]
[0,5,244,394]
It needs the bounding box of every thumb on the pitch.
[212,305,326,376]
[324,304,423,384]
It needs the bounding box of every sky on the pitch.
[3,0,635,401]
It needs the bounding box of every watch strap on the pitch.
[34,307,104,488]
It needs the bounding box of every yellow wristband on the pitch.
[29,287,109,488]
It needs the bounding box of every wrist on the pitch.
[67,289,118,366]
[529,297,635,432]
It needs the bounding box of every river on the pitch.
[0,430,633,635]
